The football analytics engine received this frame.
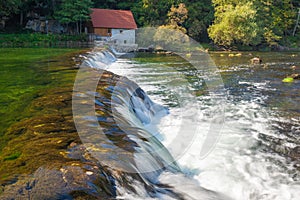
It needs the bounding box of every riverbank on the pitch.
[1,32,300,51]
[201,42,300,52]
[0,33,93,48]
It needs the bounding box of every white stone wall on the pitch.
[111,29,136,45]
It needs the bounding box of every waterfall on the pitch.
[73,48,231,200]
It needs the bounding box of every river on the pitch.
[105,51,300,199]
[0,48,299,200]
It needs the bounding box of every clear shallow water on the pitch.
[107,52,300,200]
[0,48,82,151]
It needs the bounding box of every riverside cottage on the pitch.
[90,8,137,45]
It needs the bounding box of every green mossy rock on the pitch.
[0,51,117,199]
[282,77,294,83]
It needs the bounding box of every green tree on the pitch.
[0,0,40,26]
[138,0,179,26]
[93,0,118,9]
[154,3,189,49]
[208,1,261,47]
[0,0,20,18]
[184,0,214,42]
[0,0,60,28]
[166,3,188,32]
[74,0,94,33]
[18,0,36,26]
[93,0,139,10]
[55,0,93,34]
[209,0,298,48]
[254,0,296,46]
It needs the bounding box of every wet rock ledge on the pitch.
[0,53,121,199]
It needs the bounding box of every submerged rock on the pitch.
[251,57,262,64]
[290,146,300,159]
[291,73,300,79]
[282,73,300,83]
[282,77,294,83]
[1,165,114,200]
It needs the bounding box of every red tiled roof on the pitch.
[91,8,137,29]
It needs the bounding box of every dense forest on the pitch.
[1,0,300,49]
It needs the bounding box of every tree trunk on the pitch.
[293,8,300,36]
[76,22,79,34]
[79,19,82,34]
[20,11,24,26]
[51,0,56,14]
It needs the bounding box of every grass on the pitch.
[0,33,89,47]
[0,48,81,62]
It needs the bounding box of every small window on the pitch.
[124,40,127,44]
[120,30,123,33]
[107,28,112,36]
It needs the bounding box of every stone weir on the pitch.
[0,51,116,199]
[0,48,230,200]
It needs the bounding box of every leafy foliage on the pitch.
[255,0,296,46]
[0,0,20,17]
[208,0,298,47]
[54,0,93,33]
[0,33,88,47]
[154,3,189,49]
[208,1,261,47]
[0,0,299,48]
[184,0,214,42]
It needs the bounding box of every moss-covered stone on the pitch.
[0,50,117,199]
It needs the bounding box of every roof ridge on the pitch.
[91,8,137,29]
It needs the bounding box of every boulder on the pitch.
[291,73,300,79]
[251,57,262,64]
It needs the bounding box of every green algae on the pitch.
[0,48,82,171]
[0,49,117,199]
[282,77,294,83]
[0,48,85,151]
[3,151,21,161]
[0,48,83,184]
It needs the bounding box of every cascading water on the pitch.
[76,48,300,200]
[74,48,231,200]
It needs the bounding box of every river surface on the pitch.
[106,51,300,200]
[1,48,300,199]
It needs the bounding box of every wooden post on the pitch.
[293,8,300,36]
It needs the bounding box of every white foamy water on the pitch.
[107,56,300,200]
